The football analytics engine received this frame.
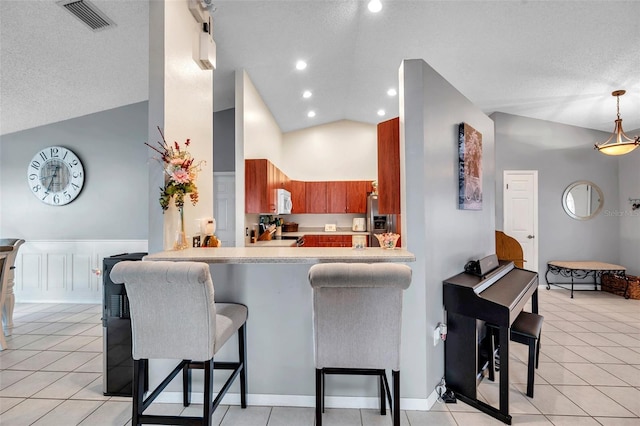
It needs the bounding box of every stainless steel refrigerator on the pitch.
[366,194,397,247]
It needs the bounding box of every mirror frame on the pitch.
[562,180,604,220]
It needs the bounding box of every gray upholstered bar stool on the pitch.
[308,263,412,426]
[110,260,247,426]
[0,238,25,340]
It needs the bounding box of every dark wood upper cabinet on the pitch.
[290,180,306,214]
[326,181,348,213]
[377,117,400,214]
[346,180,370,214]
[245,159,270,214]
[246,161,372,215]
[305,182,327,213]
[245,159,289,214]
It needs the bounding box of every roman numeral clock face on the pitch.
[27,146,85,206]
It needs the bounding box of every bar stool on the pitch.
[0,238,25,340]
[110,260,247,426]
[308,263,412,426]
[487,311,544,398]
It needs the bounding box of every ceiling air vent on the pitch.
[58,0,116,32]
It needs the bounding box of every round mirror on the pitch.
[562,181,604,220]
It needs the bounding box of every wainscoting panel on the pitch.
[20,254,42,291]
[47,254,67,291]
[15,240,148,303]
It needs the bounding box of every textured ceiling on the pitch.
[2,0,640,139]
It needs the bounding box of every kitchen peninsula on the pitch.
[144,246,414,263]
[138,247,415,408]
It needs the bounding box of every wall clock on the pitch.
[27,146,85,206]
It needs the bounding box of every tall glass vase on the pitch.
[173,206,189,250]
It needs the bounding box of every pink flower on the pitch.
[171,169,191,184]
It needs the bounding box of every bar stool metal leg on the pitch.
[203,359,214,426]
[393,370,400,426]
[183,361,191,407]
[379,373,386,415]
[315,368,323,426]
[239,324,247,408]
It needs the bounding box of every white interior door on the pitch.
[503,171,538,272]
[213,173,236,247]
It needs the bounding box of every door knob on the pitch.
[527,235,535,239]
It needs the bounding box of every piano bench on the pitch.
[487,311,544,398]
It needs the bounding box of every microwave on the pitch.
[275,189,293,214]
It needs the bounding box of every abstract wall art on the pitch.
[458,122,483,210]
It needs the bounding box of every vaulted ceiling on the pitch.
[2,0,640,140]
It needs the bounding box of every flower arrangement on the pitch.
[375,233,400,249]
[145,127,204,211]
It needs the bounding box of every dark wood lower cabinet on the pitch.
[303,235,356,248]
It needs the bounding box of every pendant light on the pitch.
[594,90,640,156]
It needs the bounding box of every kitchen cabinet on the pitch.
[246,161,369,215]
[326,181,370,214]
[346,181,370,213]
[302,235,318,247]
[377,117,400,214]
[303,234,353,248]
[305,182,327,213]
[289,180,306,214]
[326,181,348,213]
[245,159,289,214]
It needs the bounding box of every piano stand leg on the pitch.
[454,393,512,425]
[499,326,510,418]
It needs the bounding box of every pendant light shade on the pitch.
[594,90,639,156]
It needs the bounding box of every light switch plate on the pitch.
[324,224,337,232]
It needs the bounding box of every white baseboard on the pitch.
[154,392,433,411]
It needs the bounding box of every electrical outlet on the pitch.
[433,325,440,346]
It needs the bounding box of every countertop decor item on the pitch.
[282,222,298,232]
[146,126,205,250]
[375,233,400,249]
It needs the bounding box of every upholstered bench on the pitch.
[487,311,543,398]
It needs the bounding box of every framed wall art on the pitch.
[458,122,483,210]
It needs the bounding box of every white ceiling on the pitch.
[2,0,640,139]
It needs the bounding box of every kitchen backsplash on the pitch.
[284,214,365,229]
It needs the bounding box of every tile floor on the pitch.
[1,288,639,425]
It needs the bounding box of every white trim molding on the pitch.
[15,240,148,303]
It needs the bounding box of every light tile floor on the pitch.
[1,289,639,425]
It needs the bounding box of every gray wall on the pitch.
[618,147,640,275]
[493,112,621,270]
[213,108,236,172]
[401,60,496,398]
[0,102,149,240]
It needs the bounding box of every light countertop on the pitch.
[251,240,297,248]
[144,247,415,264]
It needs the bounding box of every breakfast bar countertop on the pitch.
[143,247,415,264]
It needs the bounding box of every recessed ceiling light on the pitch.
[307,111,316,118]
[303,90,312,99]
[377,109,385,116]
[387,88,397,97]
[295,60,307,70]
[368,0,382,13]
